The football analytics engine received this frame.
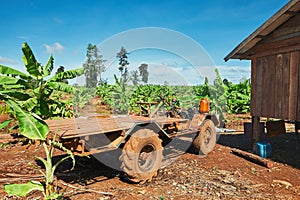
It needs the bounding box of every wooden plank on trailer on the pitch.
[289,51,299,120]
[47,115,189,139]
[281,52,291,120]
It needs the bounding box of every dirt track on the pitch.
[0,114,300,199]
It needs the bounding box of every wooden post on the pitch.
[252,116,260,153]
[147,103,151,116]
[139,104,142,116]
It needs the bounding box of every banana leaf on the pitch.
[1,90,31,101]
[22,43,42,79]
[42,55,54,77]
[0,65,28,77]
[4,181,44,197]
[48,68,84,82]
[5,98,48,140]
[46,82,74,93]
[0,119,11,129]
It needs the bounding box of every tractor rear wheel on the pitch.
[120,129,163,183]
[193,119,216,156]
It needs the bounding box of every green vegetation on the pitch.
[111,74,132,114]
[95,68,251,117]
[225,78,251,114]
[2,92,75,199]
[95,82,114,106]
[0,43,84,119]
[0,43,81,199]
[73,86,96,116]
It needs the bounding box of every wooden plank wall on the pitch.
[251,51,300,121]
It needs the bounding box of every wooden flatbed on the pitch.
[46,115,193,139]
[45,115,203,155]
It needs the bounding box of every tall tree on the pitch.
[138,63,149,83]
[113,47,130,114]
[131,70,139,85]
[83,44,106,87]
[116,46,129,82]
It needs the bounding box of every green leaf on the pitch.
[4,181,44,197]
[48,68,84,82]
[43,55,54,77]
[22,43,42,79]
[1,90,31,101]
[5,99,49,140]
[2,84,26,90]
[114,74,120,85]
[22,97,38,111]
[0,65,28,77]
[46,82,74,93]
[0,119,11,129]
[0,76,22,85]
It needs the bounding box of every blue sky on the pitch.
[0,0,290,84]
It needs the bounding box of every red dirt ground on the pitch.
[0,114,300,200]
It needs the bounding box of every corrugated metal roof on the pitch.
[224,0,300,61]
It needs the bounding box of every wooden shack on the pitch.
[224,0,300,145]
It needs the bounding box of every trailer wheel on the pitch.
[193,119,216,156]
[120,129,163,183]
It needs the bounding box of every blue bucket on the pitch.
[256,142,272,158]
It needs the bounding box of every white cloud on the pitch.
[217,65,251,83]
[0,56,17,64]
[44,42,64,54]
[104,60,250,85]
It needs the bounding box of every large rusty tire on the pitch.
[120,129,163,183]
[193,119,216,156]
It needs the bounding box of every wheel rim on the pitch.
[138,144,156,172]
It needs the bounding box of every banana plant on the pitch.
[226,79,251,114]
[0,43,80,199]
[1,92,74,199]
[0,43,84,119]
[111,74,132,114]
[96,83,114,106]
[72,87,96,116]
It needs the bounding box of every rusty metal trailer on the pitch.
[46,109,219,183]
